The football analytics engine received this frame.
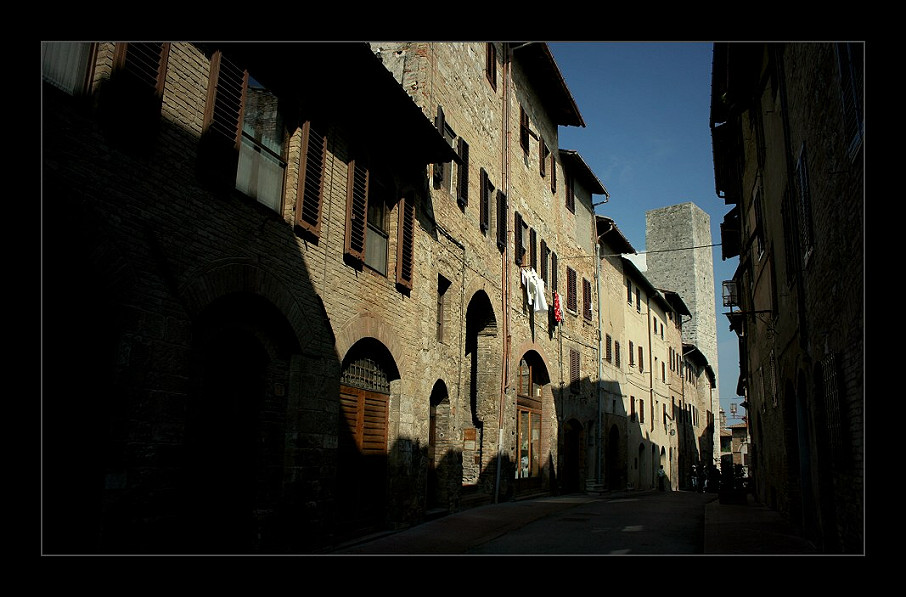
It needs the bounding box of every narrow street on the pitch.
[467,490,709,555]
[332,490,717,555]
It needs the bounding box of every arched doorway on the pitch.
[184,292,298,554]
[427,380,452,510]
[463,291,498,489]
[514,352,549,495]
[338,338,399,535]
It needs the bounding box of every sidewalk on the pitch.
[329,489,818,555]
[703,491,818,555]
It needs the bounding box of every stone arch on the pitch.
[335,313,407,380]
[428,379,456,510]
[463,289,499,488]
[180,258,314,353]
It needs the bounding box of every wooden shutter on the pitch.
[550,153,557,193]
[583,278,592,320]
[295,120,327,236]
[570,349,580,393]
[479,168,490,231]
[540,240,548,282]
[530,228,537,270]
[434,105,446,188]
[457,138,469,206]
[567,267,577,311]
[496,190,507,251]
[520,107,530,153]
[345,158,368,262]
[514,211,524,265]
[340,386,389,456]
[205,50,247,150]
[396,191,416,290]
[565,173,575,213]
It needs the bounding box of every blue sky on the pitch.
[548,42,744,423]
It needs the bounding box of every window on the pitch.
[437,275,451,342]
[295,120,328,238]
[639,399,645,424]
[753,181,765,259]
[519,106,530,155]
[629,341,635,366]
[345,158,398,279]
[630,396,636,421]
[550,152,557,194]
[836,43,864,160]
[529,228,537,270]
[496,190,507,251]
[638,346,644,373]
[486,43,497,91]
[517,358,543,481]
[42,41,94,95]
[605,334,613,362]
[570,349,580,394]
[636,287,641,312]
[662,361,666,382]
[433,106,455,192]
[582,278,592,320]
[457,138,469,207]
[615,342,621,368]
[565,171,575,214]
[566,266,577,312]
[626,278,633,303]
[114,42,170,98]
[203,50,288,212]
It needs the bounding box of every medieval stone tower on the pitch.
[644,202,720,463]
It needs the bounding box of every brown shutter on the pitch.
[567,267,577,311]
[295,120,327,236]
[570,349,580,393]
[204,50,247,150]
[551,154,557,193]
[540,239,548,282]
[345,158,368,262]
[583,278,592,320]
[551,252,558,292]
[479,168,489,231]
[457,138,469,206]
[496,190,507,251]
[514,211,524,265]
[434,105,446,188]
[396,191,416,290]
[340,386,389,456]
[530,228,537,270]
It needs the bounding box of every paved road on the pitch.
[467,490,708,554]
[332,490,717,555]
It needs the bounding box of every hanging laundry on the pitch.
[553,291,563,324]
[521,267,534,306]
[533,274,548,312]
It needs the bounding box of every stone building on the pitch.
[41,41,721,555]
[711,42,863,553]
[645,202,721,467]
